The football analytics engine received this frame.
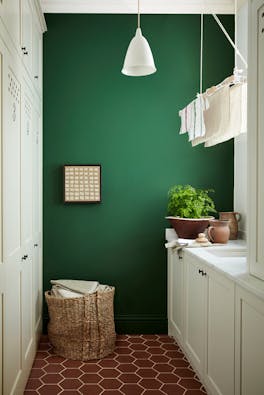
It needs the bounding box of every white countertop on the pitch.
[166,228,264,301]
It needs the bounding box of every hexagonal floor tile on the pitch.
[43,364,65,373]
[157,373,180,383]
[38,385,62,395]
[99,368,120,378]
[59,378,82,389]
[153,363,174,373]
[121,383,144,395]
[98,358,119,368]
[162,383,186,395]
[100,378,122,389]
[137,368,157,378]
[79,384,102,395]
[118,363,138,373]
[80,373,102,384]
[41,373,63,384]
[61,368,83,378]
[118,373,140,383]
[139,378,162,389]
[80,364,101,373]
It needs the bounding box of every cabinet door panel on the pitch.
[168,249,184,342]
[2,59,22,395]
[206,271,235,395]
[236,287,264,395]
[20,84,34,371]
[185,256,206,375]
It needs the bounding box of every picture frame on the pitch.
[63,164,101,203]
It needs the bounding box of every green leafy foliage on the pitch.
[167,185,216,219]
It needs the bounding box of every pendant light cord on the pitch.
[234,0,238,70]
[200,14,203,94]
[138,0,140,28]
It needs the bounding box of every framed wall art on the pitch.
[63,165,101,203]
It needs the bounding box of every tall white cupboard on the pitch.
[0,1,46,394]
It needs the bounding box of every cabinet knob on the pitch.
[23,51,28,55]
[34,76,39,79]
[21,46,26,51]
[34,244,38,248]
[202,272,207,276]
[22,255,28,260]
[198,269,203,274]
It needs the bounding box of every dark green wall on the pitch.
[43,14,234,333]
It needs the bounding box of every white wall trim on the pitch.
[33,0,47,32]
[40,0,235,14]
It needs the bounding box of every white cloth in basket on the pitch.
[51,279,99,295]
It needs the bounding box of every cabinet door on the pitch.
[20,0,32,72]
[2,60,22,395]
[0,0,20,47]
[32,106,42,335]
[205,269,235,395]
[235,286,264,395]
[184,255,206,375]
[20,85,34,371]
[248,0,264,279]
[168,249,184,344]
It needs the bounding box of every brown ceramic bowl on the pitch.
[166,216,214,239]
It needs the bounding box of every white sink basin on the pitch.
[206,248,247,258]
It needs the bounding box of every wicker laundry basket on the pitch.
[45,287,116,360]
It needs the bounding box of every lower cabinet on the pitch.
[168,251,236,395]
[205,266,235,395]
[167,248,184,345]
[185,255,206,376]
[235,286,264,395]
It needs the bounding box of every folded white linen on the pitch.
[203,84,230,142]
[51,285,83,298]
[50,279,99,294]
[205,84,242,147]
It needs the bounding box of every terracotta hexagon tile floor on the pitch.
[24,335,207,394]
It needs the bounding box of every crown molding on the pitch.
[40,0,235,15]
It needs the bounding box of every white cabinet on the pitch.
[167,249,184,345]
[168,251,236,395]
[248,0,264,280]
[0,1,45,394]
[184,255,206,376]
[235,286,264,395]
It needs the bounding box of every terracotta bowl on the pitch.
[166,216,214,239]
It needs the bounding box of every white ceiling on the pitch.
[40,0,236,14]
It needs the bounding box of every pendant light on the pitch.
[121,0,156,76]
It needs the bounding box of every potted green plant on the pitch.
[166,185,216,238]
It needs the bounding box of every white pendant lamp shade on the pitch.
[122,28,156,76]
